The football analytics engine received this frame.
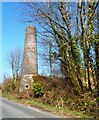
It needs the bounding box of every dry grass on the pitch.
[1,75,97,118]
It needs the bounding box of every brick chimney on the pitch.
[20,26,38,92]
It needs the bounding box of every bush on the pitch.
[3,84,11,93]
[2,79,16,93]
[28,88,34,97]
[10,80,16,90]
[17,91,25,99]
[14,80,20,93]
[2,80,11,93]
[32,82,44,98]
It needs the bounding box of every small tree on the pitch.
[7,48,22,84]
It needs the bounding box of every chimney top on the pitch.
[26,26,36,29]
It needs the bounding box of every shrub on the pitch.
[2,80,11,93]
[2,79,16,93]
[14,80,20,93]
[28,88,34,97]
[10,80,16,90]
[17,91,26,99]
[32,82,44,98]
[3,84,11,93]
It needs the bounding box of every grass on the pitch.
[1,92,94,119]
[28,100,94,118]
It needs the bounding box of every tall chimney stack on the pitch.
[20,26,38,91]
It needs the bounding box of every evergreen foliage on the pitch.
[32,82,44,97]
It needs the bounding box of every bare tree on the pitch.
[21,2,98,94]
[7,48,22,83]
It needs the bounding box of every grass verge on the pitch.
[1,92,95,119]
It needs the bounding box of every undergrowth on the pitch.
[1,75,97,118]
